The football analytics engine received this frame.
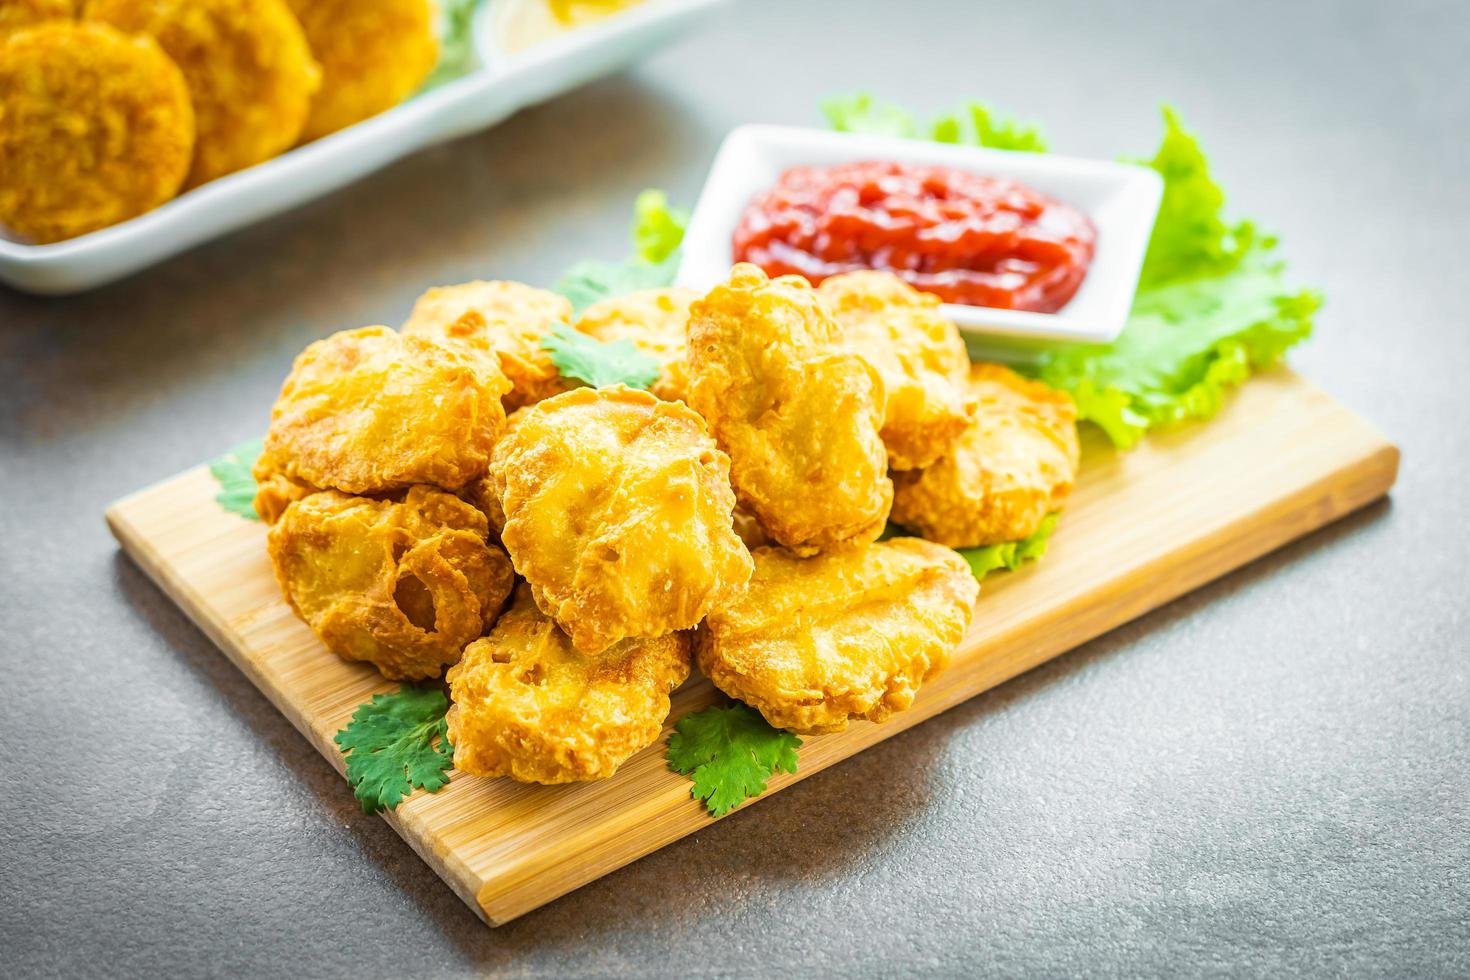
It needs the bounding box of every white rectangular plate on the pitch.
[0,0,726,296]
[675,124,1163,344]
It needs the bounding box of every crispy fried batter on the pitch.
[0,22,193,243]
[696,537,979,735]
[892,363,1079,547]
[86,0,319,188]
[486,385,752,655]
[268,486,514,680]
[686,263,892,557]
[730,503,771,551]
[574,287,698,403]
[402,280,573,410]
[817,271,974,471]
[446,583,690,783]
[285,0,436,142]
[0,0,75,36]
[250,460,316,524]
[258,325,512,496]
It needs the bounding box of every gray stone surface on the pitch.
[2,0,1467,976]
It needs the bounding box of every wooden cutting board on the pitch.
[105,369,1398,926]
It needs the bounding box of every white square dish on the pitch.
[675,124,1163,344]
[0,0,727,296]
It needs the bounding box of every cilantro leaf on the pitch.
[208,437,264,521]
[632,189,688,265]
[554,251,680,318]
[541,323,662,389]
[957,513,1059,580]
[553,189,687,315]
[334,685,454,815]
[667,702,801,817]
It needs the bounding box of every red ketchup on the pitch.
[732,160,1096,312]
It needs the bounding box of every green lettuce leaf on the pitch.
[1036,249,1320,447]
[421,0,482,93]
[631,189,689,264]
[823,93,918,138]
[824,93,1047,151]
[958,513,1059,579]
[931,102,1048,153]
[1032,108,1321,446]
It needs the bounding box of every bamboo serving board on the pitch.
[106,369,1398,926]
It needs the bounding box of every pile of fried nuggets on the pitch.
[0,0,439,243]
[255,263,1081,784]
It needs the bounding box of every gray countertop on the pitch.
[2,1,1466,976]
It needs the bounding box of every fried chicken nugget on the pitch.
[686,264,892,557]
[891,363,1080,547]
[574,287,698,403]
[285,0,436,142]
[486,385,753,656]
[1,0,75,35]
[817,271,974,471]
[0,22,193,244]
[269,486,515,680]
[86,0,319,188]
[697,538,979,735]
[257,325,513,496]
[446,584,691,783]
[402,280,574,409]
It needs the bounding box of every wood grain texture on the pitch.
[105,369,1398,926]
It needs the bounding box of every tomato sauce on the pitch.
[732,161,1096,312]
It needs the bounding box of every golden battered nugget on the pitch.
[891,363,1079,547]
[446,584,691,784]
[269,486,515,680]
[286,0,436,142]
[0,0,75,35]
[0,22,193,243]
[87,0,319,187]
[402,280,574,409]
[817,271,974,471]
[687,264,891,557]
[486,385,752,656]
[574,287,698,403]
[697,538,979,735]
[258,325,512,496]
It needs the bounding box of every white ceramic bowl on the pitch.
[676,124,1163,344]
[0,0,726,296]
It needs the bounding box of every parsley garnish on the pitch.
[667,703,802,817]
[208,437,264,520]
[541,323,661,390]
[334,685,455,814]
[957,513,1059,580]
